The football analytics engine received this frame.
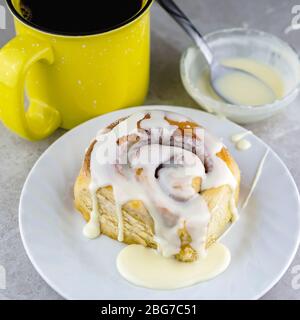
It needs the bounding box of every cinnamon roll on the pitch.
[74,110,240,262]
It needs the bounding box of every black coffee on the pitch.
[18,0,144,35]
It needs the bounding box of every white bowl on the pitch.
[180,28,300,124]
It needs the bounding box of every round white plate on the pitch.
[19,106,300,300]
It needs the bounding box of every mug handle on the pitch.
[0,35,61,140]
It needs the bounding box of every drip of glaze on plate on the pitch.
[231,131,252,151]
[236,139,251,151]
[242,149,269,209]
[84,110,238,258]
[117,243,230,289]
[83,183,101,239]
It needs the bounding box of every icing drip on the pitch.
[242,149,269,209]
[236,139,251,151]
[83,183,101,239]
[231,131,252,143]
[114,187,124,242]
[85,110,238,257]
[231,131,252,151]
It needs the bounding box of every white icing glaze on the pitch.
[117,243,230,289]
[242,149,269,209]
[139,110,177,132]
[164,111,190,123]
[231,131,252,151]
[231,131,252,143]
[199,58,284,106]
[82,183,101,239]
[85,110,238,257]
[236,139,251,151]
[214,69,275,106]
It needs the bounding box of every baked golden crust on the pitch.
[74,118,240,262]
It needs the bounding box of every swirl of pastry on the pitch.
[74,110,240,261]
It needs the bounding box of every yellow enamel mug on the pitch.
[0,0,153,140]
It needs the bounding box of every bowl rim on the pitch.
[180,27,300,114]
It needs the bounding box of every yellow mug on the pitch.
[0,0,153,140]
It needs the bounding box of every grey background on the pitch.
[0,0,300,300]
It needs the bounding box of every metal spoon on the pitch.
[157,0,276,105]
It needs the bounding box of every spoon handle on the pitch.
[157,0,213,64]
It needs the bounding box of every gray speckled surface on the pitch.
[0,0,300,300]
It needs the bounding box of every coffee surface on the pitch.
[18,0,144,35]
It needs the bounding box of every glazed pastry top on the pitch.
[85,110,238,257]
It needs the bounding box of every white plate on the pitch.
[19,106,300,300]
